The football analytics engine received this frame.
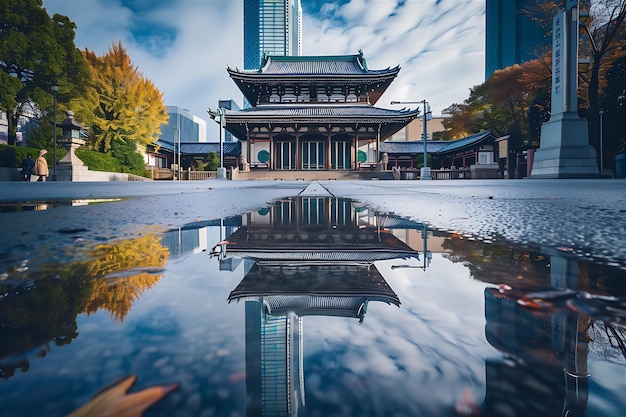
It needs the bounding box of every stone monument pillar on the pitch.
[56,110,89,181]
[530,0,599,178]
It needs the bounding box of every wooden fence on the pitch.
[185,170,218,180]
[430,168,471,180]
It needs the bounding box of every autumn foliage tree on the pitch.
[441,57,552,150]
[81,42,167,154]
[82,235,169,322]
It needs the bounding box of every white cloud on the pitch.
[42,0,485,139]
[304,0,485,114]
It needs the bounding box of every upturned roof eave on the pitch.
[223,110,420,124]
[227,67,400,81]
[222,110,418,140]
[224,116,418,124]
[436,130,494,154]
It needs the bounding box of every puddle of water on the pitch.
[0,197,625,417]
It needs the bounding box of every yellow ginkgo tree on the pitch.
[82,41,168,153]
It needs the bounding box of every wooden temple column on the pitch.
[269,127,274,170]
[352,135,357,170]
[326,130,332,170]
[376,124,381,165]
[295,128,301,170]
[245,124,251,168]
[352,125,357,170]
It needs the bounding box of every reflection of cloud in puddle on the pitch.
[299,252,491,415]
[0,199,122,212]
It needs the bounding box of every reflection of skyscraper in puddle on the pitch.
[222,197,419,416]
[484,250,590,416]
[161,218,241,260]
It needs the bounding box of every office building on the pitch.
[485,0,551,79]
[159,106,207,143]
[244,0,302,71]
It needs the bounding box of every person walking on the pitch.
[33,149,49,182]
[20,155,35,181]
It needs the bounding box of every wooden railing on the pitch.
[430,168,471,180]
[151,167,174,180]
[185,170,217,180]
[149,167,221,180]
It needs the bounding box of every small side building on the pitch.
[381,131,502,179]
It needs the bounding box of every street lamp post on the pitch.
[391,99,432,180]
[208,108,227,179]
[390,223,432,271]
[599,109,604,175]
[177,127,181,180]
[52,84,58,180]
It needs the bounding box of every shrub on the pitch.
[75,148,122,172]
[110,139,148,177]
[0,144,56,167]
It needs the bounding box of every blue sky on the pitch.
[42,0,485,138]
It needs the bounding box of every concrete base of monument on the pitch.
[530,113,599,179]
[56,164,89,182]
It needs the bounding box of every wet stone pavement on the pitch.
[0,178,625,270]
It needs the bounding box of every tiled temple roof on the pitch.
[228,52,399,77]
[225,104,419,121]
[227,52,401,106]
[155,140,240,156]
[380,131,494,156]
[436,130,493,154]
[223,105,419,139]
[381,141,449,155]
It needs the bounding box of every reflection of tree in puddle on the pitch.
[587,321,626,362]
[0,235,169,379]
[441,234,552,286]
[81,236,169,322]
[441,234,626,415]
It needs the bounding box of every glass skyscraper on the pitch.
[244,0,302,71]
[485,0,550,80]
[159,106,207,143]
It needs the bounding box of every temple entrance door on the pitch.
[330,141,350,170]
[302,141,325,170]
[276,141,296,170]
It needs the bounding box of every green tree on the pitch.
[0,0,90,145]
[110,138,148,176]
[193,151,220,171]
[413,153,432,169]
[82,42,168,153]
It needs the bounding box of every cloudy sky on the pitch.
[42,0,485,138]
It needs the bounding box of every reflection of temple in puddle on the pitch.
[484,250,593,416]
[221,197,420,416]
